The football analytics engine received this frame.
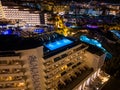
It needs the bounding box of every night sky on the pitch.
[1,0,120,4]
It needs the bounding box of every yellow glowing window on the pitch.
[0,77,3,81]
[61,65,67,70]
[55,74,61,79]
[0,76,12,81]
[6,76,12,81]
[17,82,25,87]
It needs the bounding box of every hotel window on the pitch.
[77,57,80,60]
[54,64,59,68]
[54,57,61,62]
[13,68,22,73]
[0,69,10,74]
[72,65,77,69]
[61,53,67,58]
[0,84,3,88]
[55,74,61,79]
[67,63,73,67]
[64,58,70,62]
[17,82,25,87]
[61,71,67,76]
[76,62,81,66]
[61,65,67,71]
[0,60,8,65]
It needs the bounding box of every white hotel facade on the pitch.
[0,32,105,90]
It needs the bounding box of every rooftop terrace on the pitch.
[80,35,112,58]
[0,35,42,51]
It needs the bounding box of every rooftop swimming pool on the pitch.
[45,38,73,51]
[34,28,44,34]
[80,35,112,59]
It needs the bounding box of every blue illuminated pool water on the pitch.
[2,29,13,35]
[45,38,73,50]
[34,28,44,34]
[80,35,105,50]
[80,35,112,59]
[110,30,120,39]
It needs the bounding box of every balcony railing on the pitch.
[0,76,27,82]
[0,68,26,74]
[0,60,24,66]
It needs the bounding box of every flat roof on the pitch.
[0,35,42,51]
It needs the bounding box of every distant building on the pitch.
[0,2,40,26]
[107,4,120,15]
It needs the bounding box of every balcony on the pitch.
[45,60,85,80]
[0,82,26,89]
[0,76,27,82]
[58,68,93,90]
[0,68,26,74]
[0,60,24,66]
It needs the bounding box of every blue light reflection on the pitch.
[34,28,44,34]
[110,30,120,39]
[2,29,13,35]
[80,35,112,59]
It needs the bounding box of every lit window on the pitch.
[17,82,25,87]
[61,65,67,70]
[6,76,13,81]
[55,74,61,79]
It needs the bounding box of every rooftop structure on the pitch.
[80,35,112,59]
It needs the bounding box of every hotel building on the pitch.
[0,1,40,26]
[0,30,106,90]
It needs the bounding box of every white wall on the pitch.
[84,51,105,70]
[16,46,46,90]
